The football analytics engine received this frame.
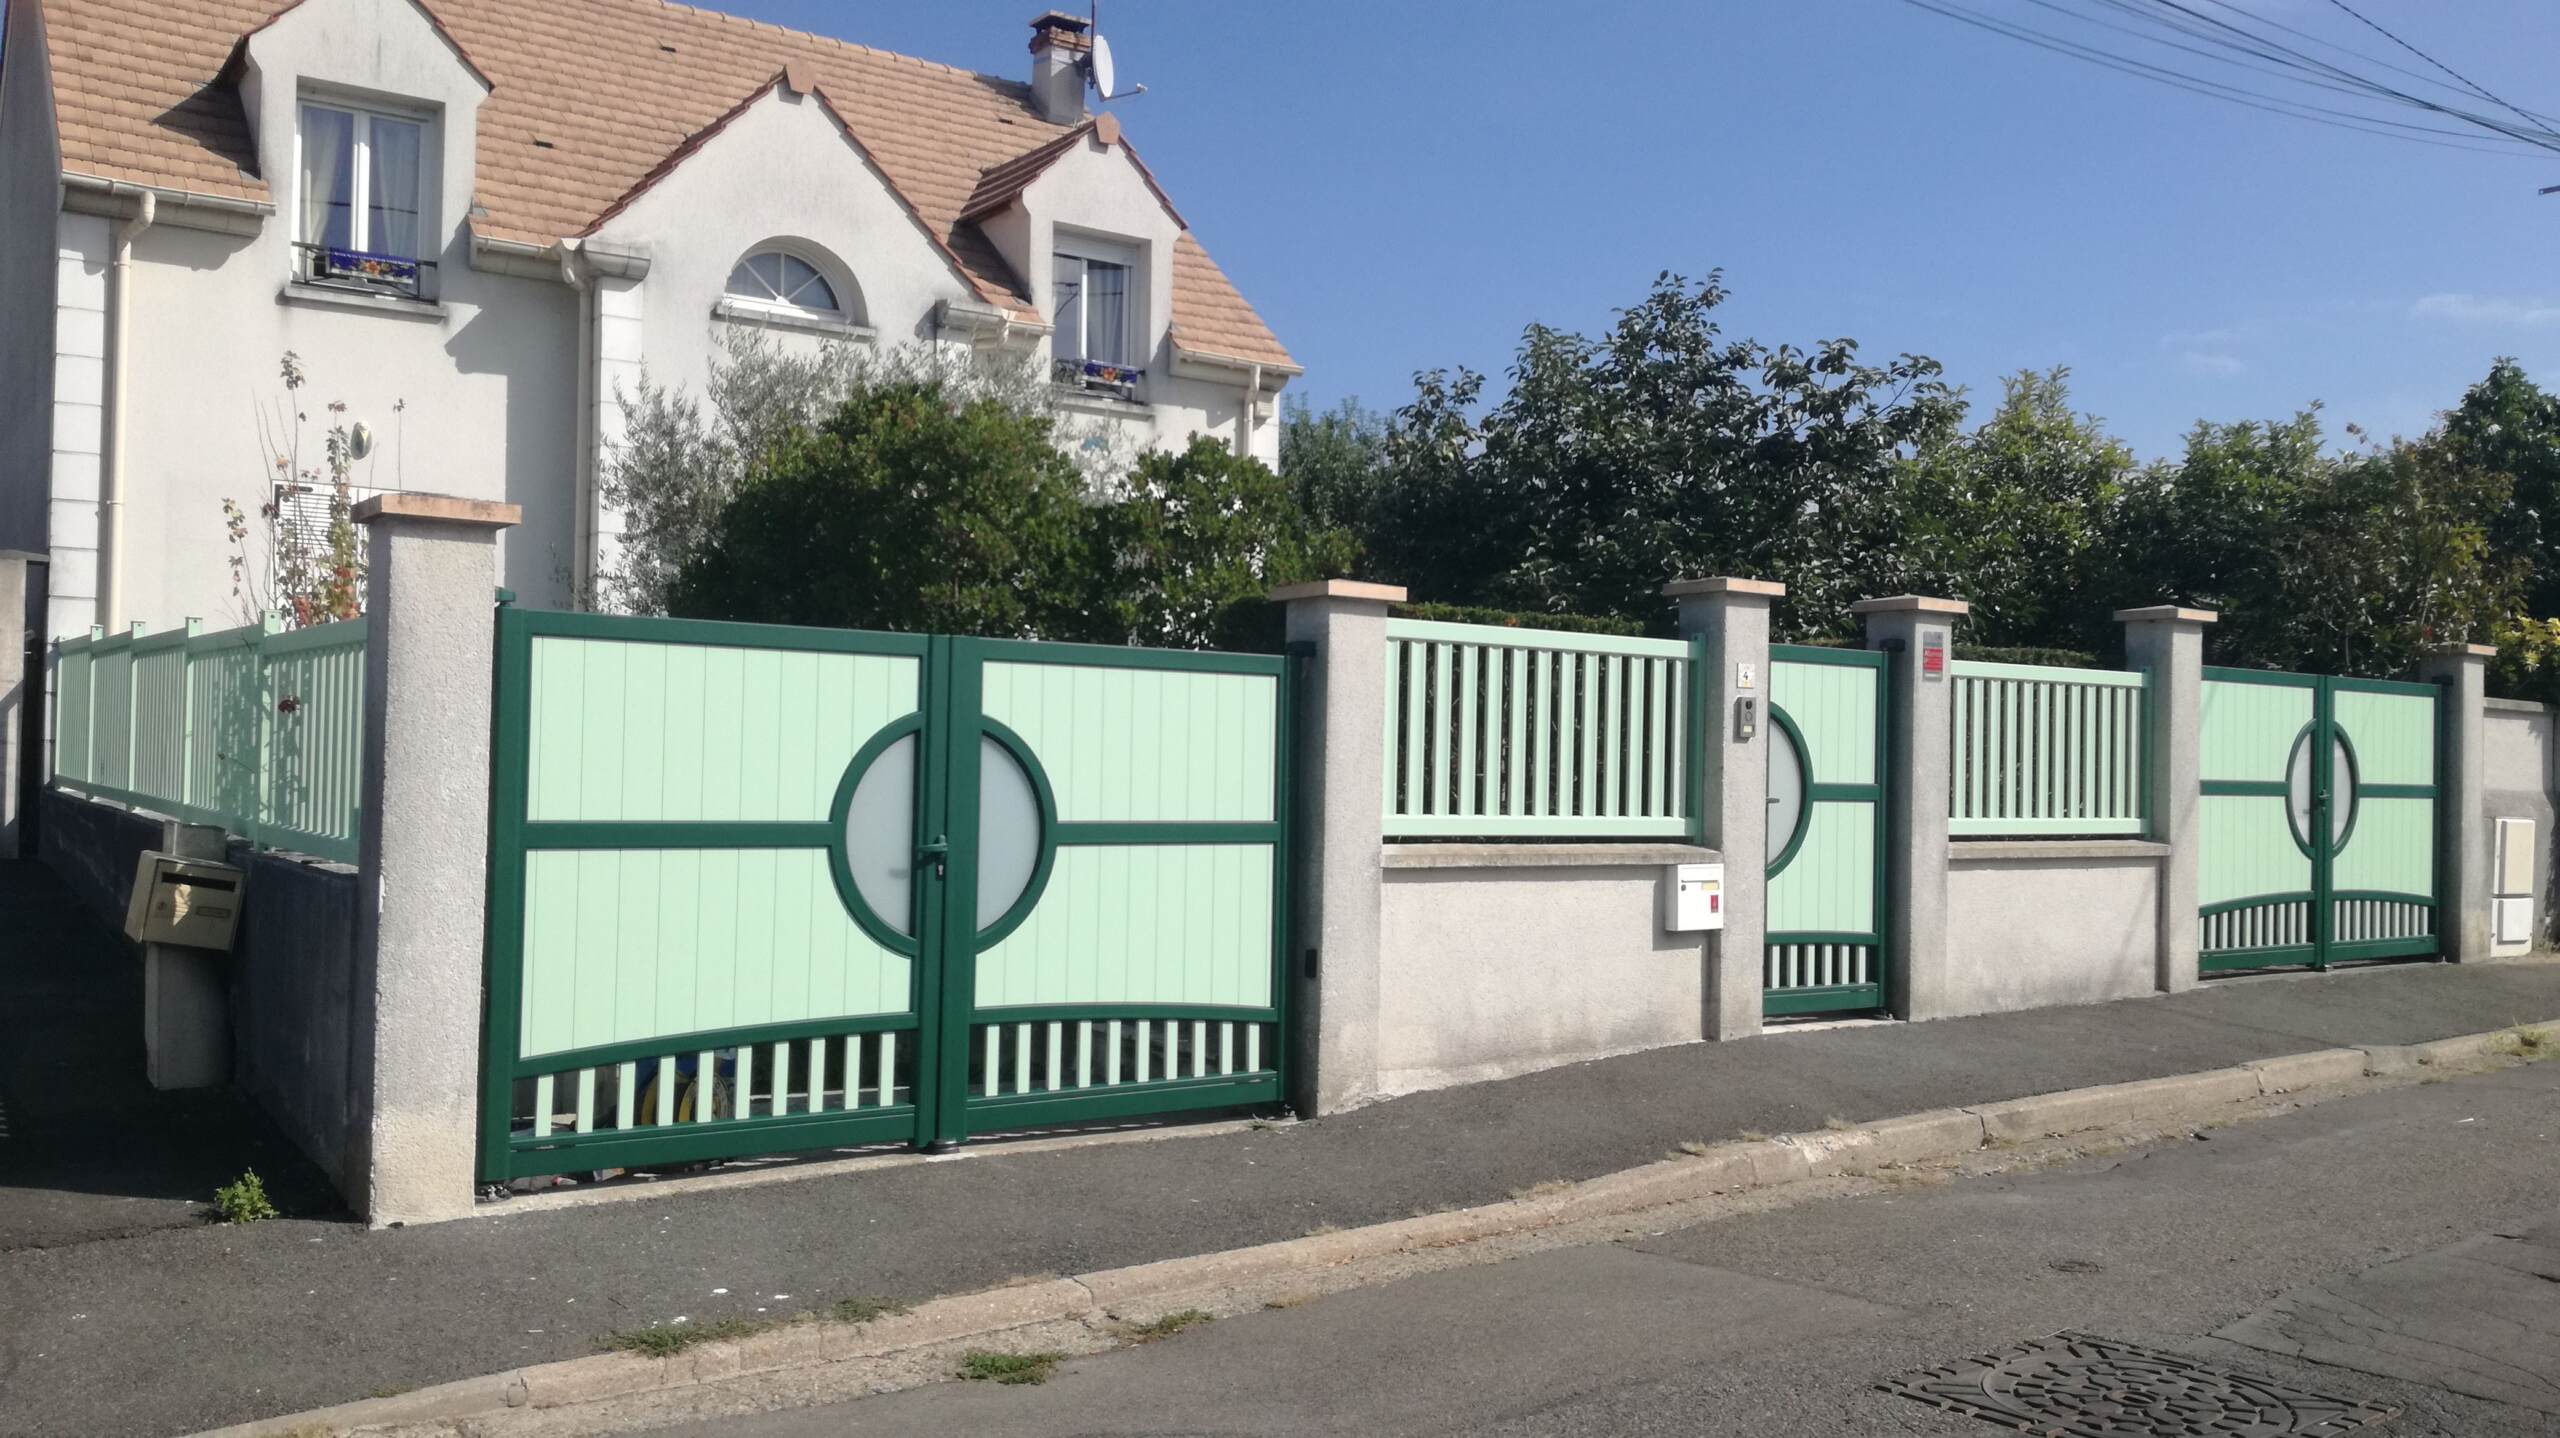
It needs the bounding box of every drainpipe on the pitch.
[561,245,596,608]
[100,189,156,630]
[1237,363,1262,458]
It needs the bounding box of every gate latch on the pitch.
[918,835,950,878]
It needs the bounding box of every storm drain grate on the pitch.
[1881,1331,2396,1436]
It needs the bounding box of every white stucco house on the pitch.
[0,0,1299,648]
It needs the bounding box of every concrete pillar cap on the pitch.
[353,493,522,529]
[2112,604,2217,624]
[1269,579,1407,604]
[1849,595,1968,616]
[1662,576,1784,599]
[2426,642,2500,659]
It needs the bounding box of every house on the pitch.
[0,0,1299,648]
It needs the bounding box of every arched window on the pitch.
[725,248,843,318]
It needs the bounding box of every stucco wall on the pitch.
[2484,700,2554,951]
[0,0,63,558]
[1375,851,1708,1096]
[1942,841,2164,1016]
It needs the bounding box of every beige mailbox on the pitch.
[123,852,245,952]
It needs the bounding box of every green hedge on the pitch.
[1392,602,1651,637]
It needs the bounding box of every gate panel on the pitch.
[2198,670,2317,971]
[939,640,1288,1140]
[481,611,934,1182]
[2325,679,2439,960]
[1764,646,1888,1017]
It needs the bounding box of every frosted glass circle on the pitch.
[843,733,916,935]
[1767,717,1806,868]
[2286,733,2357,851]
[978,737,1043,931]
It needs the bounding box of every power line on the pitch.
[1897,0,2553,155]
[1898,0,2560,157]
[2319,0,2551,136]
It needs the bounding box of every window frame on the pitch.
[1050,233,1143,399]
[292,95,434,298]
[721,245,851,325]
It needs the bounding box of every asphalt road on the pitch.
[669,1060,2560,1437]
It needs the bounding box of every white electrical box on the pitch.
[2495,896,2535,946]
[1664,863,1726,932]
[123,852,245,952]
[2495,817,2535,896]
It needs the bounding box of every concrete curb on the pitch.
[193,1019,2558,1438]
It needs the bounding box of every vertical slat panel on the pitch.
[1505,648,1526,817]
[1455,644,1478,819]
[1576,654,1597,819]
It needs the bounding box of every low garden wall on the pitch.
[1943,840,2165,1015]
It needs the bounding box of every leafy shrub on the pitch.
[213,1170,279,1224]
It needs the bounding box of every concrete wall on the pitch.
[1942,841,2164,1016]
[37,786,363,1200]
[1374,846,1712,1096]
[0,0,63,558]
[2484,699,2554,952]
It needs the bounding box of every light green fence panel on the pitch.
[2197,670,2318,968]
[1764,646,1888,1017]
[1381,618,1691,839]
[1948,660,2148,836]
[52,615,369,863]
[2325,679,2438,959]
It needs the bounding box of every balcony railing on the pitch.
[293,242,434,300]
[1053,358,1144,401]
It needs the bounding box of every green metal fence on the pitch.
[52,617,370,863]
[1947,659,2149,837]
[1381,618,1694,839]
[1765,645,1889,1016]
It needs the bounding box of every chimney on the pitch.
[1028,12,1090,126]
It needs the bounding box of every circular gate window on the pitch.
[841,731,918,935]
[977,735,1044,931]
[2284,729,2358,853]
[1767,711,1808,872]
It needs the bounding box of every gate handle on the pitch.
[919,835,950,878]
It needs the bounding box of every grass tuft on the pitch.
[830,1296,913,1325]
[958,1349,1066,1385]
[1736,1129,1771,1143]
[1507,1179,1573,1201]
[604,1315,774,1358]
[1302,1222,1341,1237]
[2496,1025,2553,1061]
[1675,1140,1714,1158]
[1822,1115,1856,1131]
[213,1169,279,1225]
[1118,1309,1212,1343]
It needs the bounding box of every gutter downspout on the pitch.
[101,189,156,631]
[1237,363,1262,458]
[561,246,596,609]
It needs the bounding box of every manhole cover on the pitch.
[1881,1331,2396,1436]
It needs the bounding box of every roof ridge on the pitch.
[641,0,1033,92]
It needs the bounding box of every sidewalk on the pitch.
[3,851,2557,1437]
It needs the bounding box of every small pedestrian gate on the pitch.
[2197,668,2441,973]
[478,609,1290,1182]
[1764,645,1889,1016]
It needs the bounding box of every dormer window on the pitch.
[1053,244,1138,398]
[296,100,429,298]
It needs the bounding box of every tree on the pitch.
[669,380,1106,639]
[1277,395,1390,546]
[1096,436,1358,650]
[2441,358,2560,618]
[1885,369,2134,651]
[1354,272,1963,636]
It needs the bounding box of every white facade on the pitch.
[0,0,1295,644]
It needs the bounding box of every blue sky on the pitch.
[730,1,2560,461]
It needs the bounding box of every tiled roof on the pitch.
[37,0,1293,367]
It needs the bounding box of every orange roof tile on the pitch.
[38,0,1293,367]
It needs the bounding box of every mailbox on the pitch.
[123,852,245,952]
[1662,862,1726,932]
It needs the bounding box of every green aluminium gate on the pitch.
[478,608,1290,1182]
[1764,645,1889,1016]
[2197,668,2441,973]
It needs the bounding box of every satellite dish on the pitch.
[1089,32,1116,101]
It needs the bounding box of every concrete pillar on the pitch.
[2118,605,2217,993]
[142,821,232,1090]
[1667,577,1782,1040]
[2419,643,2493,963]
[1274,579,1405,1115]
[0,550,31,857]
[350,494,518,1226]
[1852,596,1968,1020]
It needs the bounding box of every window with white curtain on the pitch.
[297,100,428,295]
[1051,252,1131,369]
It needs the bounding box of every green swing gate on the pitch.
[478,609,1290,1182]
[2197,668,2441,973]
[1763,645,1890,1016]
